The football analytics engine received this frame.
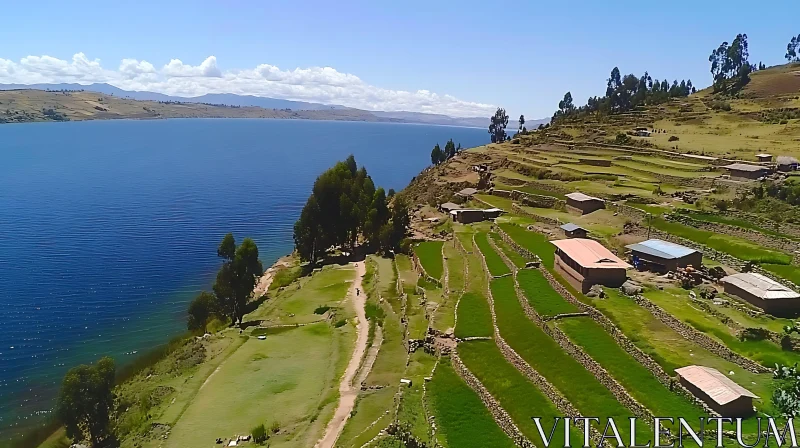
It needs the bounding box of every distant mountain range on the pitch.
[0,83,547,129]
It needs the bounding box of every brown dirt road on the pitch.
[315,261,368,448]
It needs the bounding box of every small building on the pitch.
[560,223,588,239]
[777,156,800,172]
[633,127,651,137]
[720,272,800,316]
[675,365,758,417]
[551,238,631,293]
[625,239,702,273]
[721,163,770,180]
[565,192,605,215]
[755,153,773,163]
[455,187,478,199]
[450,209,485,224]
[439,202,462,213]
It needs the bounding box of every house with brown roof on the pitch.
[551,239,631,293]
[722,163,770,180]
[565,192,605,215]
[720,272,800,316]
[675,365,758,417]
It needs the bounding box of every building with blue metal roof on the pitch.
[625,239,702,272]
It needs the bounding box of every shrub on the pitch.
[365,302,386,322]
[615,133,631,144]
[314,305,331,315]
[739,327,770,341]
[334,319,347,328]
[668,135,679,142]
[269,421,281,434]
[252,424,267,444]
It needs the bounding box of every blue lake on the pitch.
[0,118,487,440]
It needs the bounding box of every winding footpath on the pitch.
[316,261,368,448]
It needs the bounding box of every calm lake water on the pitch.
[0,118,487,440]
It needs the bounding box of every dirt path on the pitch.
[315,261,368,448]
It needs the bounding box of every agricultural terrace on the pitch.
[414,241,444,280]
[474,232,510,276]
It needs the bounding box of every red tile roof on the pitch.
[551,238,631,269]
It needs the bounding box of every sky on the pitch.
[0,0,798,118]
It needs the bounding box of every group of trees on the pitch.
[293,155,409,263]
[708,33,753,93]
[553,68,694,121]
[752,181,800,207]
[430,139,461,165]
[787,34,800,62]
[488,108,509,142]
[186,233,264,331]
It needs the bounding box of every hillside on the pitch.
[0,89,384,124]
[0,84,502,128]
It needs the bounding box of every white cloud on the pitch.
[162,56,221,78]
[0,53,495,117]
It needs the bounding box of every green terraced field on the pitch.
[415,241,444,279]
[474,232,511,276]
[459,340,582,446]
[516,269,579,317]
[497,223,555,267]
[429,358,516,448]
[454,292,493,338]
[490,276,650,442]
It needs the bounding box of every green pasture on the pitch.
[516,269,579,317]
[415,241,444,280]
[474,232,511,276]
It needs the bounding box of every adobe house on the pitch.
[675,365,758,417]
[755,153,773,163]
[439,202,462,214]
[625,239,702,273]
[720,272,800,316]
[454,187,478,199]
[777,156,799,172]
[449,209,485,224]
[565,192,605,215]
[551,238,631,293]
[560,223,588,239]
[721,163,770,180]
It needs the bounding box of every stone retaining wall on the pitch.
[719,210,800,240]
[495,227,540,262]
[473,235,603,445]
[507,190,566,209]
[510,271,654,423]
[631,294,769,373]
[411,251,443,288]
[536,268,720,416]
[511,203,561,225]
[609,202,649,221]
[451,351,535,447]
[667,213,800,259]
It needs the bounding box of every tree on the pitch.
[430,143,444,165]
[518,115,525,134]
[456,142,462,153]
[58,357,116,447]
[787,34,800,62]
[187,291,216,333]
[709,33,751,93]
[558,92,575,116]
[444,139,457,160]
[488,108,508,143]
[212,233,263,325]
[294,156,392,260]
[379,195,410,253]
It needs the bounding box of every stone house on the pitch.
[551,238,631,293]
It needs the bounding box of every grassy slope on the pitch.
[428,358,516,448]
[645,287,800,368]
[165,323,352,448]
